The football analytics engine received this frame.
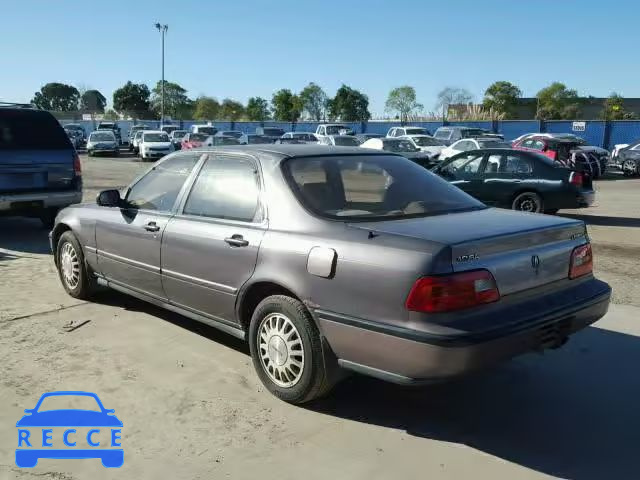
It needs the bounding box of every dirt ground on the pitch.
[1,153,639,479]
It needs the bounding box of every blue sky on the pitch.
[2,0,638,116]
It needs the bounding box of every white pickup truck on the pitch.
[315,123,355,140]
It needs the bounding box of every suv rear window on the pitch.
[283,155,484,220]
[0,110,71,150]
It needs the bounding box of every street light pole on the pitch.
[154,23,168,124]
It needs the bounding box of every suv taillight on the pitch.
[405,270,500,313]
[73,152,81,176]
[569,244,593,279]
[569,171,583,187]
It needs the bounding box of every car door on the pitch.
[161,153,266,323]
[437,152,486,198]
[481,152,535,207]
[95,152,203,299]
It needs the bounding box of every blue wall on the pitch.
[60,118,640,150]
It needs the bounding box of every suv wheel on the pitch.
[512,192,543,213]
[249,295,337,404]
[56,231,97,299]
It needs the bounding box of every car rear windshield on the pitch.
[190,133,208,142]
[90,132,115,142]
[197,127,217,135]
[0,110,71,150]
[434,129,451,139]
[144,133,169,142]
[283,154,484,220]
[326,125,350,135]
[333,136,361,146]
[413,136,444,146]
[383,139,419,152]
[405,128,429,135]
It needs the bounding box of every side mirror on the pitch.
[97,189,121,207]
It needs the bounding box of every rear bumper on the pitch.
[0,189,82,212]
[317,278,611,384]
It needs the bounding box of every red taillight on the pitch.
[569,243,593,279]
[405,270,500,313]
[73,152,82,176]
[569,171,583,187]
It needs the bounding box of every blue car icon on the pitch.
[16,391,123,468]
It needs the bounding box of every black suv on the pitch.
[0,104,82,227]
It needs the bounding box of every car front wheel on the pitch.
[622,159,638,176]
[512,191,543,213]
[56,231,96,299]
[249,295,337,404]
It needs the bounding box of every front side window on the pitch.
[441,153,484,175]
[184,156,261,222]
[126,153,201,212]
[284,155,484,220]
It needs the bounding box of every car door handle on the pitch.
[224,235,249,247]
[144,221,160,232]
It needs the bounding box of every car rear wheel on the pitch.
[56,231,97,300]
[249,295,337,404]
[512,191,543,213]
[622,159,638,177]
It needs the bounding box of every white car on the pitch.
[439,137,510,160]
[386,126,431,138]
[131,130,147,154]
[315,124,355,139]
[281,132,319,143]
[139,131,174,160]
[399,135,446,160]
[190,124,218,136]
[318,135,362,146]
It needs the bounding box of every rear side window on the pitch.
[184,156,261,222]
[0,110,71,150]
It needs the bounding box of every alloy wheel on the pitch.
[60,242,80,289]
[257,313,305,388]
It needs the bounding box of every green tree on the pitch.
[271,89,303,122]
[220,98,245,121]
[193,96,220,120]
[328,85,370,121]
[535,82,582,119]
[601,92,638,120]
[482,81,522,118]
[80,89,107,113]
[103,109,119,120]
[435,86,473,118]
[31,83,80,111]
[113,82,151,118]
[151,80,189,119]
[299,82,327,120]
[385,86,423,122]
[246,97,271,121]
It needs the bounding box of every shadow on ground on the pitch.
[0,217,51,256]
[560,213,640,228]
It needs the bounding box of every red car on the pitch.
[181,133,208,150]
[513,135,602,178]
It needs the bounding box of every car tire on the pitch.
[512,191,543,213]
[88,150,93,157]
[39,208,58,228]
[249,295,337,404]
[622,159,639,177]
[56,231,97,300]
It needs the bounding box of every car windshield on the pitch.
[405,128,428,135]
[412,136,444,146]
[434,129,451,139]
[37,394,102,412]
[326,125,350,135]
[284,155,484,220]
[144,133,169,142]
[263,128,285,136]
[333,136,361,146]
[190,133,208,142]
[383,139,419,152]
[90,132,115,142]
[197,127,217,135]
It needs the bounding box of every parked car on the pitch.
[387,126,431,137]
[169,130,188,150]
[0,105,82,227]
[181,133,208,150]
[512,135,603,178]
[128,125,149,150]
[203,135,241,147]
[87,130,119,157]
[512,133,609,174]
[256,126,286,141]
[131,130,146,155]
[50,144,611,404]
[360,137,435,168]
[318,135,362,147]
[399,135,446,160]
[215,130,243,139]
[138,131,174,160]
[612,140,640,176]
[190,124,218,136]
[433,148,595,214]
[96,121,121,145]
[64,129,81,149]
[433,126,489,146]
[315,124,355,139]
[281,132,318,143]
[355,133,384,143]
[274,138,307,144]
[160,124,179,136]
[63,124,86,145]
[440,137,511,161]
[238,134,272,145]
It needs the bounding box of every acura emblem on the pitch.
[531,255,540,272]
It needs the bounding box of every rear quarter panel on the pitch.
[53,204,99,270]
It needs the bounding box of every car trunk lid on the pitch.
[0,149,75,193]
[350,208,587,296]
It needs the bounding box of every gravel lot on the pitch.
[1,152,639,479]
